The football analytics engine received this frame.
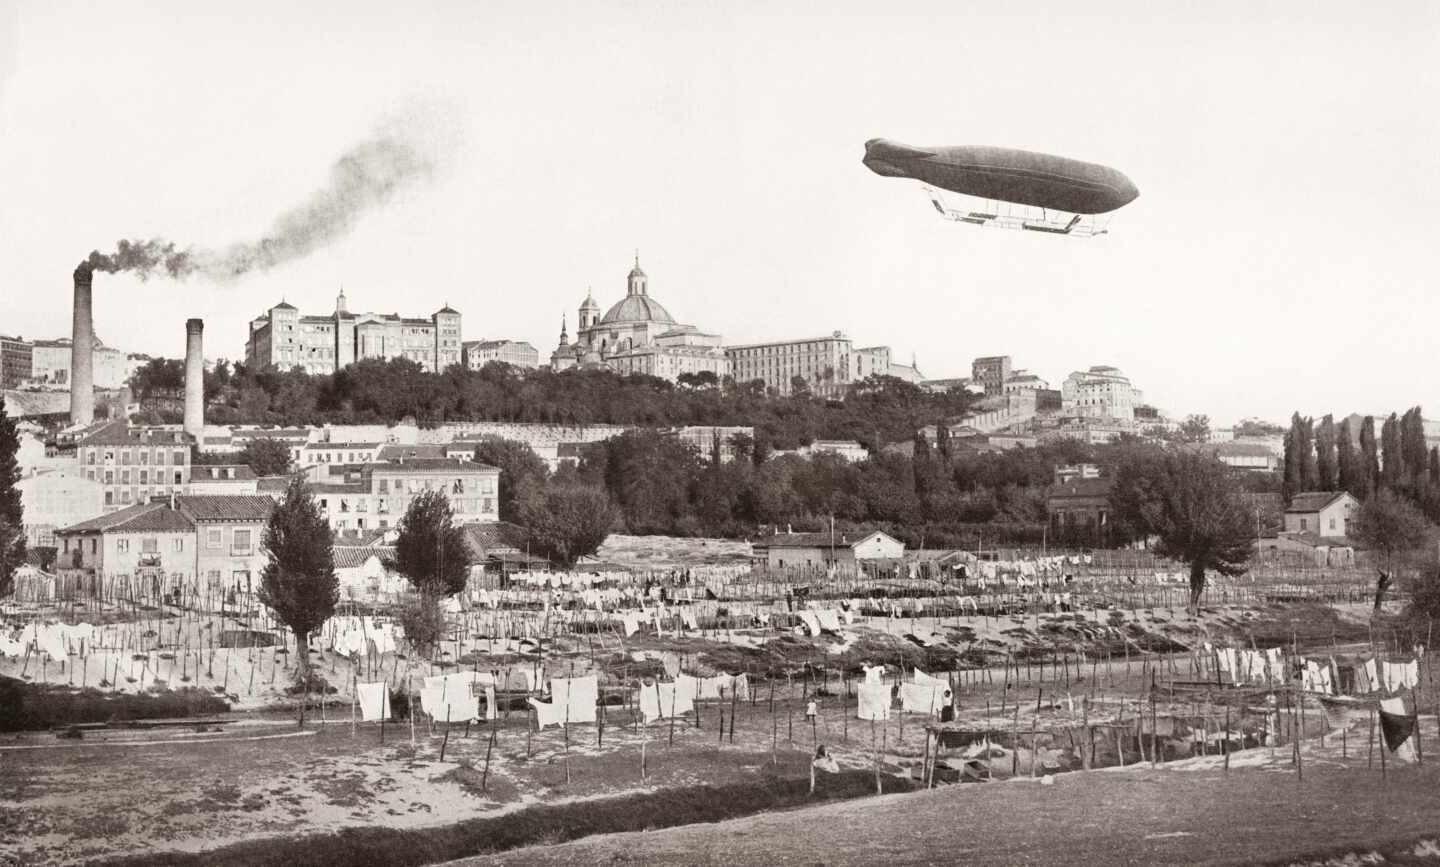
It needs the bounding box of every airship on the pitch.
[863,138,1139,236]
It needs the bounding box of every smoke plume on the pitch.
[82,122,435,280]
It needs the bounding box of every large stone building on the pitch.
[73,422,193,513]
[972,356,1012,395]
[550,258,730,382]
[246,290,462,375]
[27,337,144,389]
[725,333,898,398]
[463,339,540,370]
[1061,365,1143,421]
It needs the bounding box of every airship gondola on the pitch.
[863,138,1139,237]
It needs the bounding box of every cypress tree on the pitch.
[1337,417,1360,497]
[258,477,337,685]
[1315,414,1337,491]
[1299,416,1319,491]
[1359,416,1380,497]
[0,395,25,598]
[1381,412,1403,490]
[1431,446,1440,489]
[1401,407,1428,491]
[1283,412,1305,501]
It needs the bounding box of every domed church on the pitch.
[550,255,731,382]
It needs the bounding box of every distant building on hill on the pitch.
[245,289,462,375]
[463,339,539,370]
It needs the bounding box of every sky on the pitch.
[1,0,1438,425]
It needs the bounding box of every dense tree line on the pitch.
[1283,408,1440,520]
[126,358,985,454]
[472,429,1225,550]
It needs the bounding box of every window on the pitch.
[1300,518,1308,531]
[142,538,158,553]
[104,470,114,485]
[121,469,130,485]
[482,498,494,514]
[233,529,252,553]
[139,470,148,484]
[117,539,129,553]
[173,471,182,485]
[91,538,97,553]
[173,450,186,466]
[207,528,223,548]
[1329,518,1336,530]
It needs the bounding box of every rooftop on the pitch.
[1286,491,1353,514]
[175,495,274,523]
[77,421,192,447]
[365,458,499,473]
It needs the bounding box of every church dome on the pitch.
[600,295,674,325]
[579,290,600,312]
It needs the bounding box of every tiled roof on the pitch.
[376,443,449,462]
[175,495,274,523]
[256,476,293,493]
[77,421,192,447]
[1286,491,1350,514]
[754,532,864,550]
[59,501,167,534]
[461,521,530,560]
[115,508,196,533]
[366,458,498,473]
[333,546,396,569]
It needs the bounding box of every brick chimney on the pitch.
[184,318,204,441]
[69,265,95,426]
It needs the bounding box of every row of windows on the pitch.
[96,469,186,486]
[85,448,188,467]
[104,486,181,506]
[205,527,255,551]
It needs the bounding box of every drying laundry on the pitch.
[529,697,568,728]
[857,681,891,721]
[548,675,598,724]
[357,682,391,721]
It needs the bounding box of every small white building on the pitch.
[1284,491,1360,539]
[17,472,106,547]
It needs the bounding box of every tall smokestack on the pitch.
[184,318,204,441]
[69,265,95,426]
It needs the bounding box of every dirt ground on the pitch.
[455,745,1440,866]
[0,596,1411,865]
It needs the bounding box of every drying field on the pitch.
[0,539,1418,865]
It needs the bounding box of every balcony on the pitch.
[231,546,254,557]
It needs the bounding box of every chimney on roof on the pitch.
[69,265,95,426]
[184,318,204,441]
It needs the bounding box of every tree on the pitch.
[1337,418,1360,497]
[1359,416,1380,498]
[257,478,337,694]
[1109,450,1253,611]
[1401,407,1429,492]
[1283,413,1309,501]
[520,483,617,567]
[238,437,294,477]
[1350,489,1434,582]
[395,490,471,598]
[0,396,24,598]
[1178,414,1211,444]
[1314,414,1337,491]
[1300,416,1319,492]
[1381,412,1403,490]
[472,437,549,523]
